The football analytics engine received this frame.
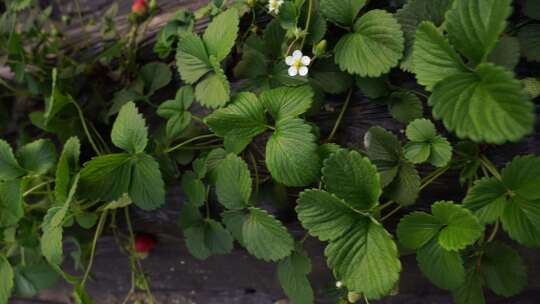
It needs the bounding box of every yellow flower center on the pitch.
[293,58,303,69]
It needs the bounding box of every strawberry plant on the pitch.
[0,0,539,303]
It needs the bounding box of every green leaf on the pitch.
[140,62,172,94]
[462,177,507,224]
[356,76,389,98]
[260,86,313,123]
[522,77,540,99]
[417,238,465,290]
[0,255,14,304]
[431,201,483,251]
[0,180,23,227]
[265,118,320,187]
[309,58,353,94]
[387,91,423,124]
[222,210,247,245]
[481,242,527,297]
[17,139,57,175]
[0,140,24,180]
[452,266,485,304]
[111,102,148,154]
[54,137,80,205]
[184,219,233,260]
[404,119,452,167]
[322,150,381,211]
[75,213,97,229]
[518,24,540,62]
[178,203,202,230]
[384,160,421,206]
[296,189,401,299]
[319,0,366,26]
[175,33,211,84]
[412,21,466,91]
[396,211,443,250]
[203,8,239,62]
[277,246,314,304]
[215,154,252,210]
[335,10,404,77]
[523,0,540,20]
[129,154,166,210]
[181,171,206,207]
[488,36,520,70]
[73,283,96,304]
[395,0,454,71]
[44,68,72,125]
[195,67,230,108]
[157,86,193,140]
[205,92,267,139]
[446,0,512,64]
[100,193,132,211]
[363,127,401,187]
[277,2,298,29]
[429,63,535,144]
[242,207,294,261]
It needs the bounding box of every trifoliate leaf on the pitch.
[176,33,211,84]
[412,21,466,91]
[356,75,389,98]
[206,92,267,140]
[111,102,148,154]
[322,150,381,211]
[277,246,314,304]
[17,139,57,176]
[184,219,233,260]
[0,255,14,304]
[446,0,512,64]
[54,137,80,205]
[0,180,23,227]
[431,201,483,251]
[157,86,193,141]
[310,58,353,94]
[319,0,366,26]
[260,86,313,123]
[335,10,404,77]
[242,207,294,261]
[417,238,465,290]
[523,0,540,20]
[404,119,452,167]
[140,62,172,95]
[0,139,24,180]
[488,36,520,70]
[395,0,454,71]
[387,91,423,124]
[203,9,239,62]
[296,189,401,299]
[129,154,166,210]
[462,177,507,224]
[452,266,485,304]
[429,63,535,144]
[181,171,206,207]
[215,154,252,210]
[518,24,540,62]
[481,242,527,297]
[396,211,443,250]
[195,64,231,108]
[265,118,320,187]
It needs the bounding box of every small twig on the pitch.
[327,89,354,142]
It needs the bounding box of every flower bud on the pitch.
[313,39,327,57]
[347,292,361,303]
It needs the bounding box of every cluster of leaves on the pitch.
[0,0,539,304]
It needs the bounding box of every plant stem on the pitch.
[327,89,354,142]
[72,101,102,156]
[479,155,502,180]
[487,220,499,243]
[381,205,401,222]
[81,210,109,287]
[420,166,450,190]
[376,200,394,213]
[299,0,313,48]
[124,207,155,304]
[23,180,54,197]
[249,151,260,197]
[164,134,218,153]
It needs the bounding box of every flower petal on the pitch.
[292,50,303,59]
[285,56,295,66]
[301,56,311,66]
[298,66,309,76]
[288,66,298,76]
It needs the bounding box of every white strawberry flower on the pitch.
[268,0,284,14]
[285,50,311,77]
[336,281,344,288]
